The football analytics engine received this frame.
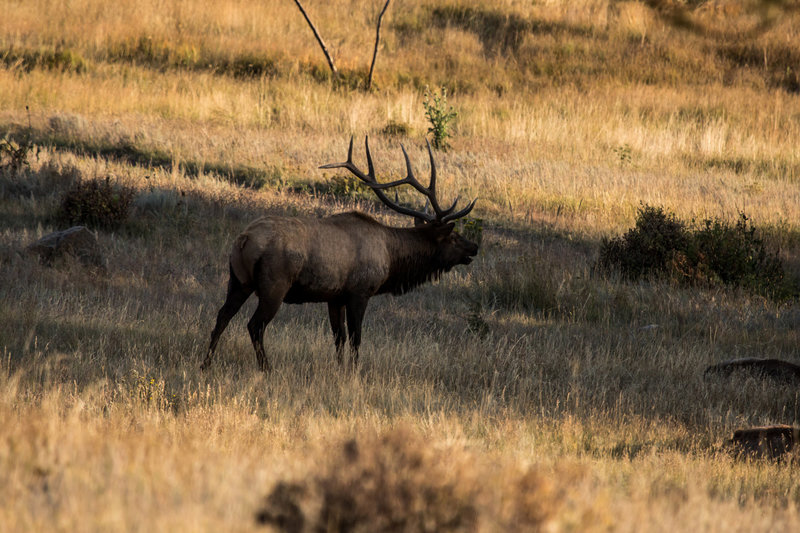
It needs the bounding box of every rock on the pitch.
[27,226,104,268]
[727,425,799,459]
[704,358,800,383]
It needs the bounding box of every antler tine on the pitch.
[370,145,426,195]
[441,197,477,223]
[364,136,376,183]
[370,143,453,218]
[422,138,453,218]
[399,144,429,194]
[320,137,477,224]
[346,135,354,164]
[426,139,437,196]
[321,137,436,223]
[320,136,363,177]
[439,195,460,217]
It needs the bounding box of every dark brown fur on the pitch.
[202,211,478,371]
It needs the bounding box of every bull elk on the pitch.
[202,137,479,372]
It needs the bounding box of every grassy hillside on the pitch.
[2,0,800,531]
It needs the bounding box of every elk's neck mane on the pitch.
[380,226,447,295]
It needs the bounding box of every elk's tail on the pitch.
[229,233,252,287]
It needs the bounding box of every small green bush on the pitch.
[687,214,784,291]
[597,204,789,298]
[598,205,688,281]
[58,177,136,229]
[612,143,632,166]
[423,86,458,151]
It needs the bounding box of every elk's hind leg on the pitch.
[247,260,292,373]
[248,290,289,373]
[203,265,253,370]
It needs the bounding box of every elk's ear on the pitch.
[430,222,455,241]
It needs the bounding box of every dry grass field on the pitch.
[2,0,800,531]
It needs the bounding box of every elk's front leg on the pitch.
[345,296,370,365]
[327,301,347,364]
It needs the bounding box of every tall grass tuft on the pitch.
[256,425,557,532]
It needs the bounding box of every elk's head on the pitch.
[418,221,479,268]
[321,136,479,269]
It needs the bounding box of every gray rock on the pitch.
[27,226,104,268]
[704,357,800,383]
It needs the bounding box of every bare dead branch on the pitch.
[292,0,338,79]
[366,0,392,92]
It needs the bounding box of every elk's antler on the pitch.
[320,136,476,224]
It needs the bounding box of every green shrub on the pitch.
[598,205,688,281]
[423,86,458,151]
[597,204,789,298]
[58,177,136,229]
[686,214,784,292]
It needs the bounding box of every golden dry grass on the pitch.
[2,0,800,531]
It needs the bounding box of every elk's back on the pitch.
[229,213,391,300]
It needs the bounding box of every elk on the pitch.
[202,137,479,372]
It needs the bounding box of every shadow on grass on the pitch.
[2,125,279,189]
[0,308,208,377]
[682,153,800,182]
[426,5,595,55]
[1,125,403,206]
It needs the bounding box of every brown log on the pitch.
[728,425,799,459]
